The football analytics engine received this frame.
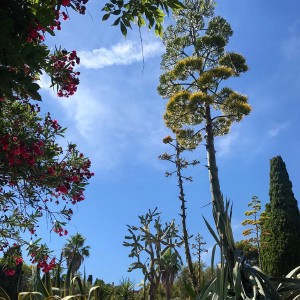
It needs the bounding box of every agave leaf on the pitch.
[183,281,196,300]
[31,267,49,297]
[88,286,102,300]
[291,293,300,300]
[203,216,220,246]
[286,290,300,300]
[45,271,53,296]
[286,266,300,278]
[64,256,75,297]
[71,276,84,295]
[247,267,280,299]
[197,277,217,300]
[0,287,10,300]
[216,263,228,299]
[232,250,243,299]
[211,243,217,277]
[18,292,44,300]
[277,284,300,293]
[61,295,85,300]
[224,219,235,251]
[272,277,300,285]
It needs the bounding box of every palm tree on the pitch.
[160,249,182,300]
[62,233,90,278]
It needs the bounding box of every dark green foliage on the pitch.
[261,156,300,277]
[102,0,184,37]
[87,274,93,285]
[0,247,23,300]
[62,233,91,279]
[235,240,259,266]
[123,208,183,300]
[173,263,214,299]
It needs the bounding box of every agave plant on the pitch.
[8,257,104,300]
[194,197,300,300]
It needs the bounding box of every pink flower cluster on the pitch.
[0,134,44,167]
[72,0,89,14]
[53,224,68,236]
[50,50,80,97]
[37,257,56,273]
[2,257,23,276]
[30,252,56,273]
[27,23,46,43]
[4,269,16,276]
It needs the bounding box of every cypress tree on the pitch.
[261,155,300,276]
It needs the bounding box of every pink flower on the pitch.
[4,269,16,276]
[71,175,79,182]
[15,257,23,265]
[58,185,68,194]
[61,0,71,6]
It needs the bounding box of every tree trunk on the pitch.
[166,283,171,300]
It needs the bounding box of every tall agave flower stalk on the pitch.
[159,137,200,292]
[158,0,250,289]
[205,106,236,282]
[158,0,300,298]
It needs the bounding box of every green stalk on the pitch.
[205,105,235,284]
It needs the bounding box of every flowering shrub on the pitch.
[48,49,80,97]
[0,98,94,265]
[0,0,184,276]
[0,0,93,273]
[0,246,23,279]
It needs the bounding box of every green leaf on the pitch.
[211,243,217,275]
[183,281,196,300]
[203,216,220,246]
[112,9,121,15]
[137,16,146,27]
[120,21,127,36]
[18,292,44,300]
[197,277,217,300]
[121,16,132,28]
[0,287,10,300]
[112,17,120,26]
[102,13,111,21]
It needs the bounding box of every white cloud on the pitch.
[282,20,300,61]
[39,82,167,173]
[267,122,288,137]
[215,132,239,157]
[78,40,164,69]
[38,72,52,90]
[37,38,166,173]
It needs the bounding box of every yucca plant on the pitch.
[118,277,135,300]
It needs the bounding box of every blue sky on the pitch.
[35,0,300,286]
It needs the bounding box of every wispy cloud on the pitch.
[281,20,300,61]
[37,38,166,173]
[216,132,239,157]
[267,122,288,137]
[78,40,164,69]
[39,79,167,173]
